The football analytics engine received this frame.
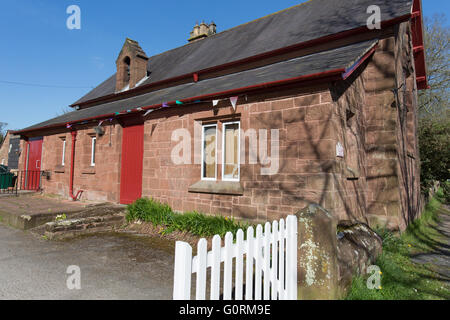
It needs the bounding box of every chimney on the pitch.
[188,21,217,42]
[115,38,149,92]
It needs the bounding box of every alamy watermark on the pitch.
[170,123,280,176]
[366,265,382,290]
[66,265,81,290]
[66,5,81,30]
[366,5,381,30]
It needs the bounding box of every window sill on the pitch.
[81,168,96,175]
[188,180,244,196]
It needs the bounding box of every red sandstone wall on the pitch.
[39,125,122,203]
[141,87,347,223]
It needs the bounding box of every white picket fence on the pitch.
[173,215,298,300]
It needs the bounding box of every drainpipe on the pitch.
[69,130,83,201]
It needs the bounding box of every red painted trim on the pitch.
[411,0,428,90]
[193,73,199,82]
[71,14,412,108]
[69,131,83,201]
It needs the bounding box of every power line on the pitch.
[0,80,94,89]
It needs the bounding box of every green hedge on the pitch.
[126,197,251,238]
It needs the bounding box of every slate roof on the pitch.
[21,40,377,131]
[72,0,412,106]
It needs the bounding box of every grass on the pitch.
[126,197,251,238]
[345,189,450,300]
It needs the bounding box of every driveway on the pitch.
[0,224,175,300]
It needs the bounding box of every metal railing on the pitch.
[0,170,44,196]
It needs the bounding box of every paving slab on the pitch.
[0,193,123,230]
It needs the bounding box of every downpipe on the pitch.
[69,130,83,201]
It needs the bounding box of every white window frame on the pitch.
[222,121,241,182]
[8,144,12,154]
[61,140,66,166]
[90,137,96,167]
[201,124,217,181]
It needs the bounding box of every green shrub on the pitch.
[442,181,450,204]
[126,197,251,238]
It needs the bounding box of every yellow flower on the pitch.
[379,286,382,290]
[379,271,383,275]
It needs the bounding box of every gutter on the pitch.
[69,131,83,201]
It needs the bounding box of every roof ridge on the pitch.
[146,0,314,60]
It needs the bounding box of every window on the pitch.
[222,122,240,181]
[201,124,217,180]
[90,137,96,166]
[61,140,66,166]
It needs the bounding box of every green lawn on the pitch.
[346,190,450,300]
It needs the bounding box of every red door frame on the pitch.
[119,118,144,204]
[23,137,43,190]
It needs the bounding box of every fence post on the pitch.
[286,215,298,300]
[173,241,193,300]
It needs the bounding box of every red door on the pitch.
[120,121,144,204]
[24,137,43,190]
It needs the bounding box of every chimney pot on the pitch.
[188,21,217,42]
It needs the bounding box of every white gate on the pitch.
[173,215,297,300]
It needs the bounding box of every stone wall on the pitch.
[141,85,345,223]
[362,23,421,231]
[38,124,122,202]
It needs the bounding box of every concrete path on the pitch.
[411,205,450,284]
[0,224,175,300]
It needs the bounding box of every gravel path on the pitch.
[411,205,450,284]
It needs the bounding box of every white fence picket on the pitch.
[210,235,221,300]
[223,232,233,300]
[254,224,263,300]
[235,229,244,300]
[278,218,286,300]
[173,215,298,301]
[245,226,254,300]
[195,238,207,300]
[271,220,279,300]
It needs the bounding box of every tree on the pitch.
[0,122,7,147]
[419,117,450,192]
[418,14,450,192]
[418,14,449,117]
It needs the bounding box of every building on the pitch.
[0,131,20,170]
[13,0,427,231]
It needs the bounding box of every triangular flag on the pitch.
[176,100,183,105]
[144,109,153,117]
[230,96,238,111]
[162,102,169,108]
[212,100,219,107]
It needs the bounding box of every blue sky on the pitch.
[0,0,448,131]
